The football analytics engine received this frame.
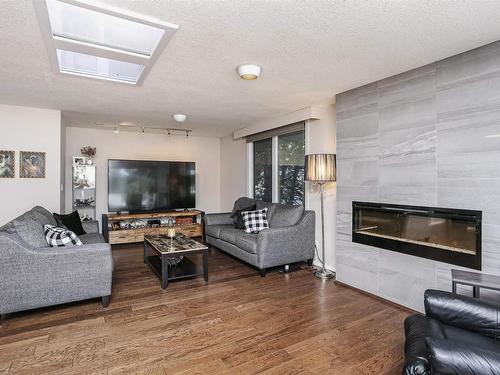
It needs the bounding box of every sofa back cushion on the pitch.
[268,203,304,228]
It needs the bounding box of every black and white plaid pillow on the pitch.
[44,224,83,247]
[241,208,269,234]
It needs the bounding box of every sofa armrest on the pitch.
[0,236,113,314]
[82,220,99,234]
[256,210,315,268]
[427,337,500,375]
[424,289,500,339]
[204,213,233,226]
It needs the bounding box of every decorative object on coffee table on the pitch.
[20,151,46,178]
[305,153,336,280]
[144,233,208,289]
[0,150,15,178]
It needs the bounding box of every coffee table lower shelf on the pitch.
[147,255,202,285]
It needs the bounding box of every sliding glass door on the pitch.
[278,131,305,205]
[251,125,305,206]
[253,138,273,202]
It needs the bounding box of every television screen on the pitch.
[108,159,195,213]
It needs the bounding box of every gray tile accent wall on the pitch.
[336,41,500,312]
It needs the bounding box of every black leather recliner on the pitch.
[403,289,500,375]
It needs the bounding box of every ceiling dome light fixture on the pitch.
[236,64,262,80]
[173,114,187,123]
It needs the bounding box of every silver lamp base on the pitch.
[314,269,336,280]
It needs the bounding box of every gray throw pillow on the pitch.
[12,216,48,248]
[268,204,304,228]
[32,206,57,226]
[231,197,257,216]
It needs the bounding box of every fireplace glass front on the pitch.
[352,202,482,269]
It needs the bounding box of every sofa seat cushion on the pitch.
[80,233,106,244]
[219,227,245,244]
[235,234,258,254]
[205,224,233,239]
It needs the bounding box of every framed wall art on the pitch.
[20,151,46,178]
[0,150,15,178]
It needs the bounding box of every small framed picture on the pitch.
[0,150,15,178]
[20,151,46,178]
[73,156,86,165]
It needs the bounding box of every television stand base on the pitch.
[102,210,205,245]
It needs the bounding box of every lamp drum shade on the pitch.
[304,154,336,182]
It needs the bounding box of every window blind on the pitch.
[245,121,305,143]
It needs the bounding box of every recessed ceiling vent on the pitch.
[33,0,178,85]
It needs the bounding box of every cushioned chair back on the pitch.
[425,289,500,339]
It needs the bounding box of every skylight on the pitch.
[56,50,144,84]
[33,0,178,85]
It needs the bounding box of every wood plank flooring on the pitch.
[0,245,411,374]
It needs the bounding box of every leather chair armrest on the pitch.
[402,357,430,375]
[424,289,500,339]
[427,337,500,375]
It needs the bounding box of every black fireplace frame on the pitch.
[352,201,482,270]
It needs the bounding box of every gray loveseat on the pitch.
[205,197,315,276]
[0,206,113,322]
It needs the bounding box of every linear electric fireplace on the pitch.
[352,202,482,270]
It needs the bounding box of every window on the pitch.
[33,0,178,85]
[278,131,305,205]
[253,138,273,202]
[250,124,305,205]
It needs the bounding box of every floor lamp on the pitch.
[305,153,336,279]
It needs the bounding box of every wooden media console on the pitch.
[102,210,205,245]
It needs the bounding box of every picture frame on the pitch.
[0,150,15,178]
[20,151,46,178]
[73,156,87,166]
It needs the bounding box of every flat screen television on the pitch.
[108,159,195,213]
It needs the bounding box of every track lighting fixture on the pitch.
[167,129,171,137]
[114,126,119,134]
[186,130,189,139]
[141,127,145,136]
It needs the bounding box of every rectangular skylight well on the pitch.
[33,0,178,85]
[56,49,145,83]
[46,0,166,57]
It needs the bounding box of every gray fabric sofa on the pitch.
[0,206,113,321]
[205,197,315,276]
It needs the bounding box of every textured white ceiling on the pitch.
[1,0,500,136]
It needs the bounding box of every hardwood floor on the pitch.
[0,245,410,374]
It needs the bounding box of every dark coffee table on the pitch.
[144,233,208,289]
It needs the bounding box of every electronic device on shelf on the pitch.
[108,159,195,213]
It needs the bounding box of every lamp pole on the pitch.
[314,181,335,279]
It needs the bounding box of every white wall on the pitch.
[305,104,337,271]
[65,127,221,222]
[0,104,61,225]
[220,135,247,211]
